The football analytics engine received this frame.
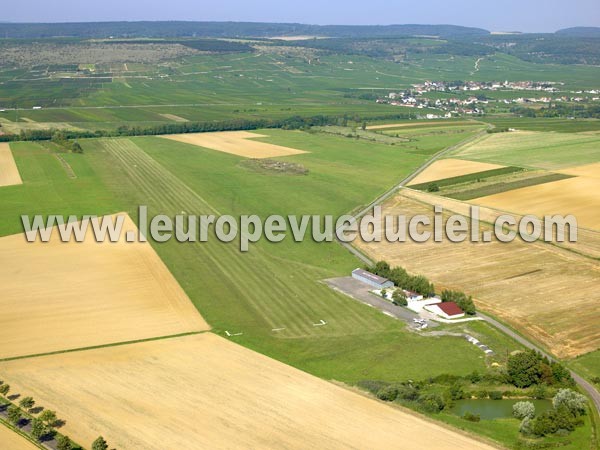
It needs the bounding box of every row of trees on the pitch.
[51,131,83,154]
[0,379,75,449]
[0,111,416,143]
[368,261,476,315]
[368,261,435,297]
[0,115,336,143]
[507,350,574,388]
[510,104,600,119]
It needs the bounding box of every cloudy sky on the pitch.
[3,0,599,33]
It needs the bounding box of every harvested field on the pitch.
[472,167,600,231]
[0,143,23,187]
[161,131,307,158]
[556,162,600,178]
[355,190,600,358]
[0,214,208,359]
[0,424,40,450]
[408,158,505,186]
[159,113,188,122]
[0,333,496,450]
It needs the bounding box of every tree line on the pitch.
[0,113,414,143]
[367,260,476,314]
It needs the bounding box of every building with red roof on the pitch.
[424,301,465,319]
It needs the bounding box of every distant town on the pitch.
[376,80,600,117]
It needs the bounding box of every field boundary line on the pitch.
[0,331,209,363]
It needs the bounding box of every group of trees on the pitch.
[0,379,75,449]
[440,290,476,315]
[368,261,476,315]
[507,350,573,388]
[519,389,588,437]
[368,261,435,296]
[375,383,447,413]
[510,104,600,119]
[51,131,83,153]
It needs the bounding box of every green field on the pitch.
[571,350,600,382]
[1,32,599,447]
[0,111,597,449]
[483,117,600,133]
[0,130,504,384]
[2,48,600,132]
[451,130,600,169]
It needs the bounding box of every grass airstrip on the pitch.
[0,127,510,448]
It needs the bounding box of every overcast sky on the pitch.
[3,0,599,33]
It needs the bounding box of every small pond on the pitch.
[451,399,553,420]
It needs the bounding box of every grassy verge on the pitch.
[447,172,574,200]
[409,166,525,191]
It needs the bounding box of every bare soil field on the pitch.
[0,143,23,187]
[472,166,600,231]
[0,424,40,450]
[0,333,496,450]
[0,214,208,359]
[408,158,505,186]
[161,131,307,158]
[355,190,600,359]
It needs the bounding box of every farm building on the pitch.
[351,268,394,289]
[424,301,465,319]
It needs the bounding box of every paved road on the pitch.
[478,312,600,415]
[336,126,490,264]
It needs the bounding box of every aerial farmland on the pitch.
[0,14,599,450]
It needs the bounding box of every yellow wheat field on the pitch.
[0,143,23,187]
[472,163,600,231]
[161,131,307,158]
[0,425,40,450]
[408,158,505,186]
[0,333,496,450]
[0,214,208,359]
[355,190,600,359]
